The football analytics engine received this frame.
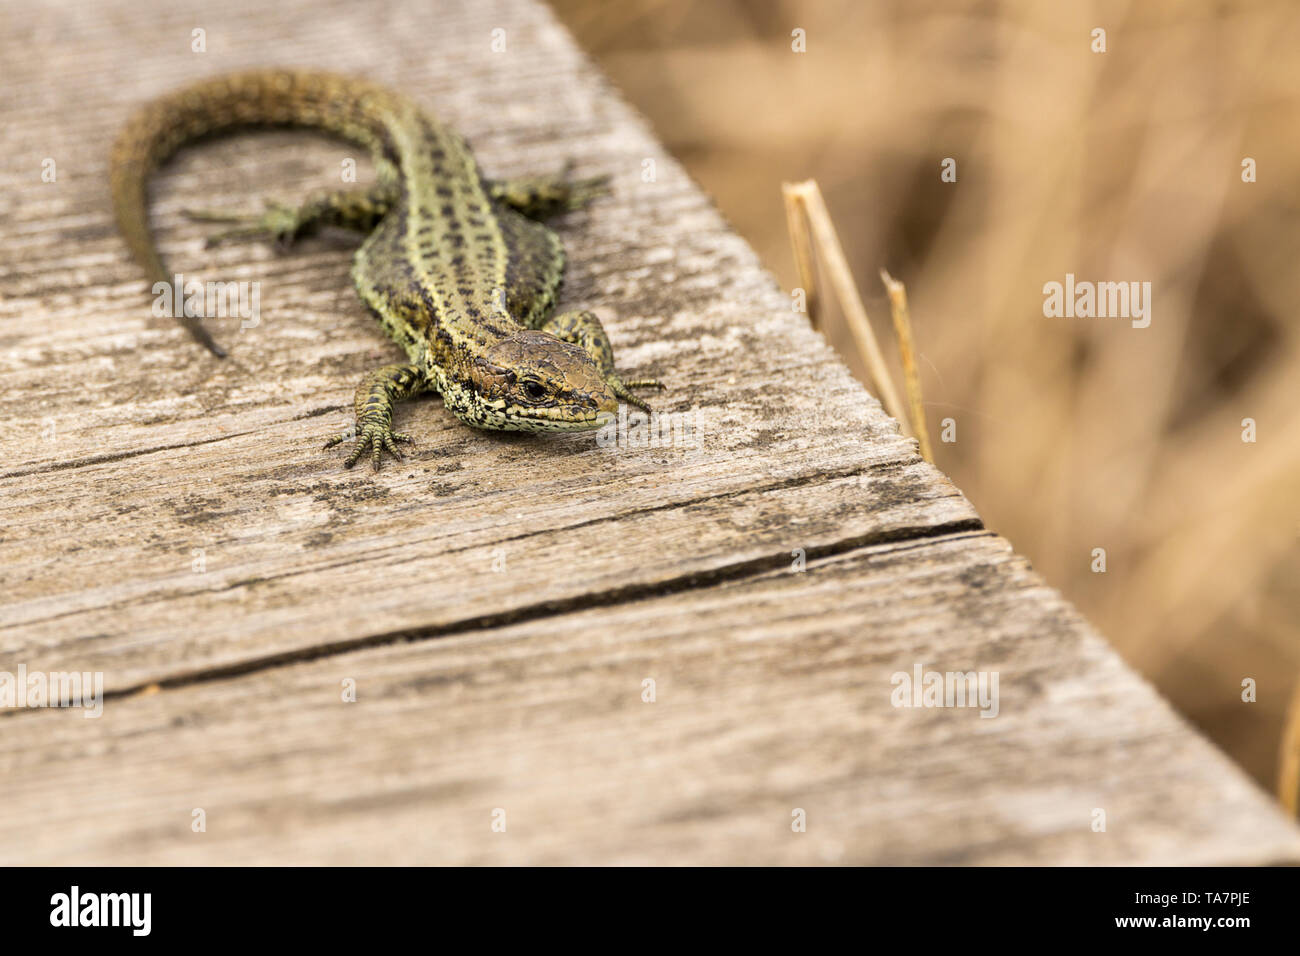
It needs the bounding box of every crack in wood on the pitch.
[0,522,987,709]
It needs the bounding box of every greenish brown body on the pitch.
[111,69,661,467]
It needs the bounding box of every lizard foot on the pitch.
[324,423,414,471]
[553,158,611,210]
[562,173,612,211]
[183,202,302,248]
[488,163,612,218]
[608,375,666,414]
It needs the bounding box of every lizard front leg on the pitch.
[486,163,609,220]
[541,310,664,412]
[324,362,431,470]
[185,181,399,247]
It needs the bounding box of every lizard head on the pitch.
[465,330,619,432]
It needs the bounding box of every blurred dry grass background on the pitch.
[551,0,1300,796]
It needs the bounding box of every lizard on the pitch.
[110,68,663,469]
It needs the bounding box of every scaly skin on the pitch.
[110,69,663,468]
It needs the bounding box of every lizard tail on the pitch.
[109,69,407,357]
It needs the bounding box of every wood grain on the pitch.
[0,0,1295,864]
[4,533,1297,865]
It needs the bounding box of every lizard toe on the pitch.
[328,422,411,471]
[607,373,664,413]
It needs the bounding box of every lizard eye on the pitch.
[522,380,548,401]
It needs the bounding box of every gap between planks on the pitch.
[0,522,989,707]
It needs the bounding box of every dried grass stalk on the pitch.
[1279,676,1300,816]
[781,182,820,329]
[879,268,933,463]
[784,179,910,434]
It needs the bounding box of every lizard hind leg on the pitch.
[184,181,398,249]
[540,310,664,413]
[184,201,303,248]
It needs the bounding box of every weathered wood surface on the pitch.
[0,0,1296,864]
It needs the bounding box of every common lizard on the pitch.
[110,69,662,468]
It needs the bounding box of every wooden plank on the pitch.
[3,532,1296,865]
[0,0,974,688]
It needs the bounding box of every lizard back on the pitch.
[348,110,565,388]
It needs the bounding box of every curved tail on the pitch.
[109,69,405,357]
